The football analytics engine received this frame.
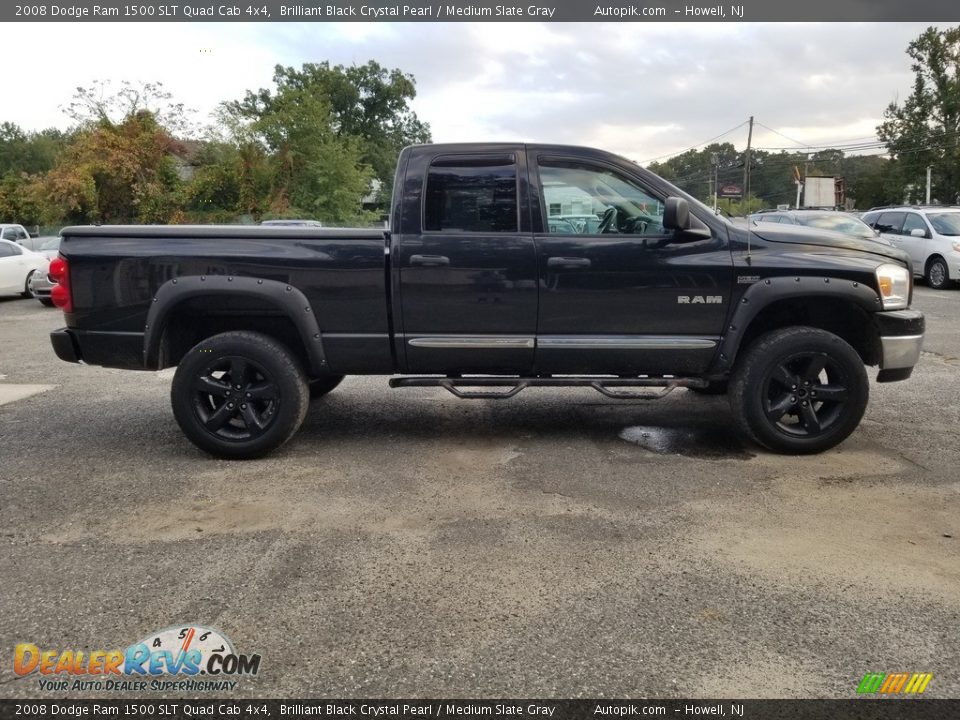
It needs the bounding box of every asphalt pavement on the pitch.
[0,287,957,699]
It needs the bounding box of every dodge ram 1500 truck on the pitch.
[48,143,925,459]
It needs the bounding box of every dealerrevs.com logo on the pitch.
[13,625,261,692]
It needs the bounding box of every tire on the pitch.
[21,270,36,298]
[926,256,951,290]
[170,331,309,459]
[39,298,55,307]
[309,375,344,399]
[729,327,868,454]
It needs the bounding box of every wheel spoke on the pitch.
[240,403,267,432]
[765,394,795,422]
[771,363,796,390]
[801,355,827,383]
[229,358,251,387]
[799,403,821,432]
[813,384,848,403]
[246,382,279,401]
[196,375,231,398]
[204,402,235,431]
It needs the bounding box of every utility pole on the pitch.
[926,166,932,204]
[742,116,754,208]
[711,152,719,213]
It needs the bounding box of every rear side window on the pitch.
[424,158,518,233]
[875,212,905,234]
[0,241,18,257]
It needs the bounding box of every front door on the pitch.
[531,155,732,376]
[396,151,538,374]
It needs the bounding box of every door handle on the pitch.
[410,254,450,267]
[547,256,592,270]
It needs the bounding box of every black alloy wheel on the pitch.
[171,331,309,459]
[730,327,869,454]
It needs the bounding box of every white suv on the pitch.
[861,207,960,290]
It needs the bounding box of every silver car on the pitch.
[29,237,61,307]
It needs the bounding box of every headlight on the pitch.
[875,263,909,310]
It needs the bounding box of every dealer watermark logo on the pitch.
[13,624,261,693]
[856,672,933,695]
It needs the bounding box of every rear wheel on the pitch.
[171,331,309,459]
[729,327,868,454]
[926,256,951,290]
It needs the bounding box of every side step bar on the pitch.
[388,376,709,400]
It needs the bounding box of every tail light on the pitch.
[49,256,73,313]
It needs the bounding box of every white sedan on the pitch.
[0,239,48,299]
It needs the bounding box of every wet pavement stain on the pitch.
[619,425,755,459]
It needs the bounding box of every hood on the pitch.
[748,223,911,265]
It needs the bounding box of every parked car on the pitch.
[0,239,48,299]
[861,206,960,289]
[1,223,33,246]
[28,237,63,306]
[749,210,886,244]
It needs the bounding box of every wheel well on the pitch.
[156,296,310,372]
[737,297,881,367]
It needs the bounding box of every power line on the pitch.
[638,120,749,164]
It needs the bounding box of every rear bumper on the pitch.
[874,309,924,382]
[50,328,80,363]
[50,328,145,369]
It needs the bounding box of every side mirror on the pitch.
[910,228,926,238]
[663,197,690,231]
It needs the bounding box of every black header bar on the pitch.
[1,699,958,720]
[4,0,960,23]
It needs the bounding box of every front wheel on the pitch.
[171,331,309,459]
[21,270,36,298]
[729,327,868,454]
[926,256,951,290]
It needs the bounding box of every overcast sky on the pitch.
[6,21,941,163]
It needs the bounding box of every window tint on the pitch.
[1,228,17,240]
[0,241,16,258]
[901,213,927,236]
[875,212,905,234]
[539,160,665,235]
[424,160,518,233]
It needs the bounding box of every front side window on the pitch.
[901,213,928,237]
[424,159,518,233]
[538,160,665,236]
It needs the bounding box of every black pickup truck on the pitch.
[49,143,924,458]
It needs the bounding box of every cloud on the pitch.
[3,21,937,163]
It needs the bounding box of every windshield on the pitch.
[795,214,876,240]
[927,213,960,236]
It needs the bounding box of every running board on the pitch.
[388,376,709,400]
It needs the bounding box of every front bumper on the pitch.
[875,309,924,382]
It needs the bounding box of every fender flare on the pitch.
[143,275,327,374]
[714,275,882,372]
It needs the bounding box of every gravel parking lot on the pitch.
[1,288,958,699]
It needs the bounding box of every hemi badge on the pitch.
[737,275,760,284]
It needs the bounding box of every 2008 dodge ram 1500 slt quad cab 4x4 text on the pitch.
[48,143,925,458]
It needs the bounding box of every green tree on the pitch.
[878,25,960,204]
[228,61,431,210]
